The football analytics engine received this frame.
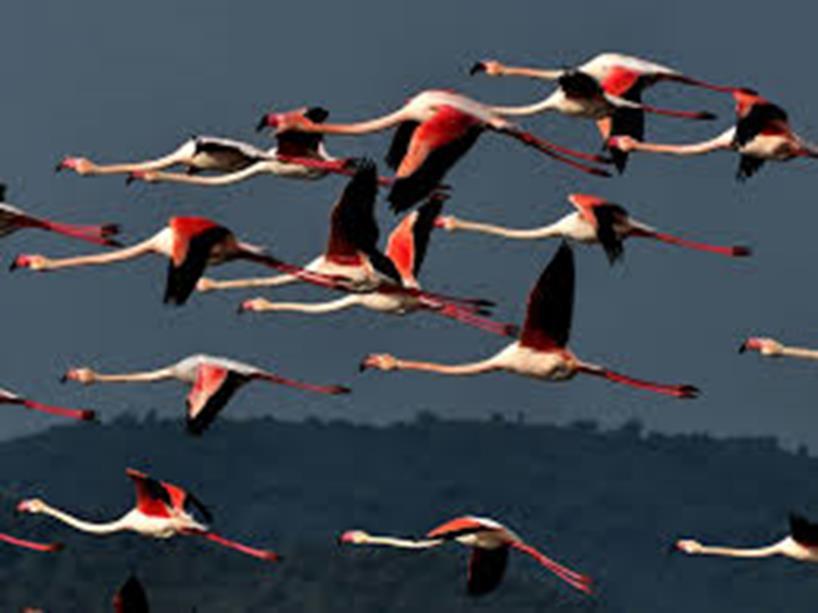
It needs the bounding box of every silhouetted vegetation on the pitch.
[1,414,817,612]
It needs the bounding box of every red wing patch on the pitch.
[567,193,608,225]
[600,66,641,97]
[169,217,222,266]
[188,364,231,421]
[397,106,482,179]
[385,212,417,284]
[427,516,487,539]
[126,468,172,518]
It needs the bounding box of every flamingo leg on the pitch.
[192,530,280,562]
[511,541,593,595]
[10,399,96,421]
[0,532,63,553]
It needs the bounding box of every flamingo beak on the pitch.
[738,342,748,354]
[257,113,276,132]
[469,61,487,76]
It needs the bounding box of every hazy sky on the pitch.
[2,0,818,449]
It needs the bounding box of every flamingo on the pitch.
[739,337,818,361]
[113,575,149,613]
[0,183,119,247]
[0,532,63,553]
[57,107,370,186]
[10,216,353,306]
[609,88,818,180]
[470,53,732,172]
[194,162,507,332]
[17,468,281,562]
[259,89,612,212]
[238,195,518,337]
[340,515,592,595]
[675,514,818,562]
[62,354,350,435]
[360,242,699,399]
[0,387,94,421]
[435,193,751,263]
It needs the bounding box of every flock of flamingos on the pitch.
[2,51,818,609]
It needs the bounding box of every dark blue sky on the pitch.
[2,0,817,449]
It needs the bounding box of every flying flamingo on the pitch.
[739,337,818,361]
[361,242,699,399]
[17,468,281,562]
[10,216,353,306]
[340,515,592,595]
[470,53,732,172]
[57,107,372,186]
[62,354,350,435]
[259,89,612,212]
[239,195,517,337]
[435,193,751,264]
[0,387,94,421]
[113,575,149,613]
[0,532,63,553]
[0,183,119,247]
[195,162,505,331]
[675,514,818,562]
[609,88,818,180]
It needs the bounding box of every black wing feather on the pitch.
[385,121,420,170]
[388,127,482,213]
[186,371,247,436]
[736,155,765,181]
[327,159,380,257]
[410,196,444,276]
[591,204,628,264]
[558,70,603,99]
[164,226,231,306]
[606,89,644,174]
[467,546,509,596]
[0,183,7,202]
[113,575,150,613]
[734,103,789,147]
[276,107,330,156]
[519,242,575,350]
[789,513,818,547]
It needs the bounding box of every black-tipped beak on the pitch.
[666,542,679,556]
[469,61,487,76]
[738,342,748,354]
[8,259,19,272]
[358,360,369,373]
[59,374,68,384]
[125,174,136,186]
[54,162,64,173]
[256,115,269,133]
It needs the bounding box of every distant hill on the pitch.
[0,413,817,612]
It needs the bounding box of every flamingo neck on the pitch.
[487,96,559,118]
[448,216,569,240]
[38,236,159,270]
[357,534,443,549]
[38,503,132,535]
[90,368,175,384]
[303,108,408,135]
[392,356,501,377]
[494,66,564,81]
[690,541,785,559]
[627,128,735,156]
[778,345,818,361]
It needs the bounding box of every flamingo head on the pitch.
[433,215,458,231]
[256,106,328,133]
[55,156,93,174]
[358,354,398,372]
[17,499,46,514]
[739,337,784,356]
[469,59,504,76]
[338,529,370,545]
[60,368,97,385]
[237,298,270,314]
[125,170,158,185]
[9,254,48,272]
[674,539,703,554]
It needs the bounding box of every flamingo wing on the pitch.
[276,107,330,157]
[385,121,421,170]
[519,242,575,350]
[558,71,604,100]
[186,363,247,436]
[388,106,483,213]
[736,155,766,181]
[734,102,789,147]
[467,546,509,596]
[0,183,6,202]
[165,218,232,306]
[789,513,818,547]
[113,575,149,613]
[194,136,270,163]
[126,468,173,518]
[385,196,444,283]
[325,160,379,264]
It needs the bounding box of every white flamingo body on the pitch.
[578,53,682,83]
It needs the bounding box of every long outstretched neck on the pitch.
[245,295,361,314]
[84,368,175,384]
[38,503,131,535]
[131,166,266,186]
[381,356,501,376]
[256,371,350,395]
[628,226,750,257]
[354,534,443,549]
[488,97,561,118]
[15,398,94,421]
[22,237,157,270]
[193,530,281,562]
[0,532,62,553]
[687,542,784,558]
[577,362,699,398]
[778,345,818,361]
[201,273,299,292]
[491,66,564,81]
[305,108,409,135]
[626,130,734,156]
[511,541,593,595]
[79,146,192,174]
[444,216,567,240]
